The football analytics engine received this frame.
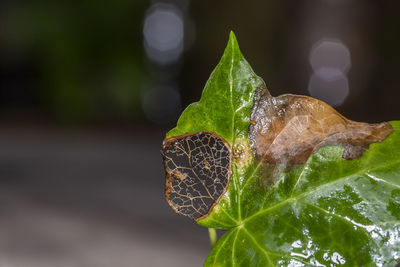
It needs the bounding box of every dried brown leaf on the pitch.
[249,85,393,164]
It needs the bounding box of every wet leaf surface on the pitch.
[162,32,400,266]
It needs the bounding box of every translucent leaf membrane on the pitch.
[163,132,231,220]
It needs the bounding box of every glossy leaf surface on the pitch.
[165,33,400,266]
[204,122,400,266]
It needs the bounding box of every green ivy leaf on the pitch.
[165,32,400,266]
[204,123,400,266]
[166,32,263,143]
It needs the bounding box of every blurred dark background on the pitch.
[0,0,399,266]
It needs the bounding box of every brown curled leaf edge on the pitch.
[162,83,392,221]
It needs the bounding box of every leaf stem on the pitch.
[208,228,218,248]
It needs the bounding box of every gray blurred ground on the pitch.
[0,125,210,267]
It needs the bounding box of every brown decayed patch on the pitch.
[162,132,232,221]
[249,85,393,164]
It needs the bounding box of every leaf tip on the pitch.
[229,30,237,41]
[224,31,241,56]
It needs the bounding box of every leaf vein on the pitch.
[244,155,400,222]
[213,229,234,265]
[232,228,240,266]
[242,227,273,265]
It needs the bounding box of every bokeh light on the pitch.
[308,70,349,107]
[308,39,351,107]
[143,3,184,65]
[309,39,351,74]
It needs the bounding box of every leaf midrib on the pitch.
[242,158,400,224]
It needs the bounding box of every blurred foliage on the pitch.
[1,0,399,124]
[5,0,148,122]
